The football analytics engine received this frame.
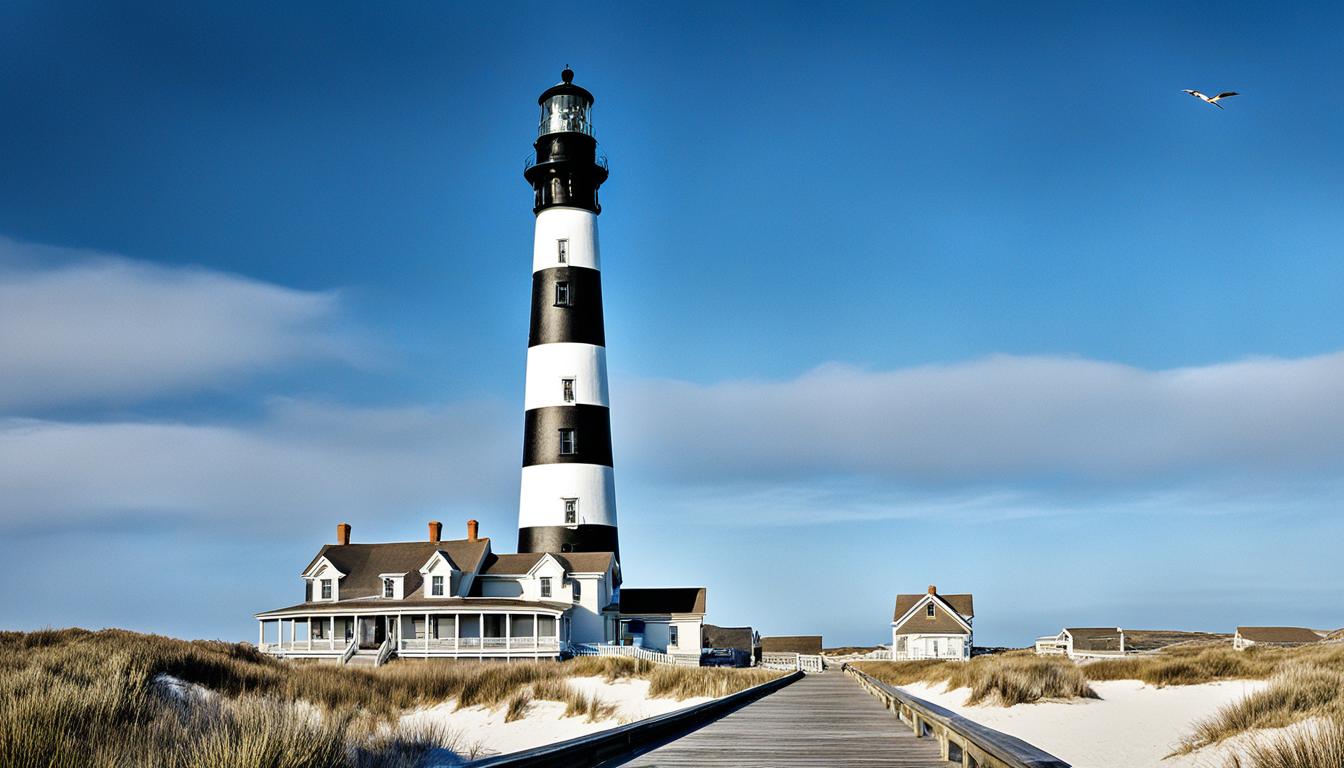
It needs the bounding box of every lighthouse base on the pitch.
[518,524,620,559]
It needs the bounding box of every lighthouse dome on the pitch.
[537,68,595,137]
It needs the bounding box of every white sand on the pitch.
[899,679,1269,768]
[402,675,711,765]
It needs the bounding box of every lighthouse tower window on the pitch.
[562,378,575,403]
[563,497,578,524]
[554,282,571,306]
[558,429,577,455]
[557,239,569,264]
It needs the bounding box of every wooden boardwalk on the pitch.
[617,672,946,767]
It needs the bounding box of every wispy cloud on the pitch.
[617,353,1344,489]
[0,236,362,410]
[0,398,518,534]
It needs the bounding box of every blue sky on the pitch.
[2,1,1342,646]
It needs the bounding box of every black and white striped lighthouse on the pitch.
[518,69,619,558]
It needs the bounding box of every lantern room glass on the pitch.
[539,94,593,137]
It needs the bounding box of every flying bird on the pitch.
[1183,89,1240,109]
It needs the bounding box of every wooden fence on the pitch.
[843,664,1070,768]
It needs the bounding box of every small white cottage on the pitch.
[891,586,974,661]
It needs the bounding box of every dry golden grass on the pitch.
[1223,717,1344,768]
[1086,643,1344,688]
[0,628,782,768]
[853,653,1097,706]
[1178,664,1344,754]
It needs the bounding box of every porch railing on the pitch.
[568,643,698,667]
[375,636,395,667]
[400,637,561,653]
[340,639,358,666]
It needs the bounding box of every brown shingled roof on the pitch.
[702,625,755,652]
[476,551,615,576]
[760,636,823,654]
[1065,627,1124,651]
[1237,626,1323,644]
[619,587,707,615]
[893,593,974,622]
[304,539,490,600]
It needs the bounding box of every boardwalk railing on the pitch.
[843,664,1070,768]
[760,652,826,673]
[467,670,803,767]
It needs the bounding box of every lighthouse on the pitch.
[518,69,619,559]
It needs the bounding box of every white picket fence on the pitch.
[568,643,700,667]
[760,652,826,673]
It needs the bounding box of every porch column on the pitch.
[533,613,539,649]
[307,617,312,651]
[453,611,459,653]
[479,613,485,658]
[397,614,403,653]
[506,613,512,652]
[258,620,264,648]
[424,612,429,659]
[330,616,335,650]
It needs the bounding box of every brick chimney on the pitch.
[928,584,937,595]
[337,522,351,546]
[467,519,479,541]
[428,520,442,543]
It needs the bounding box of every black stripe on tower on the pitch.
[518,525,619,557]
[529,266,605,347]
[522,405,613,467]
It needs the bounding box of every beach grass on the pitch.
[0,627,781,768]
[853,652,1098,706]
[1223,717,1344,768]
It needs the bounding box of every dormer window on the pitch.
[431,575,444,596]
[321,579,332,600]
[926,603,936,619]
[541,577,552,598]
[384,578,395,598]
[572,580,582,602]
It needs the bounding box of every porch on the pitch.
[257,608,569,663]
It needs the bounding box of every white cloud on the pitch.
[0,398,520,534]
[0,236,360,410]
[615,352,1344,487]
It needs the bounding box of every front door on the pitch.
[361,617,381,648]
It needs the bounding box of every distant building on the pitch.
[891,586,974,661]
[760,635,823,656]
[702,624,758,667]
[1233,626,1323,650]
[1035,627,1125,659]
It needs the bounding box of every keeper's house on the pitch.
[1233,626,1323,650]
[891,586,974,661]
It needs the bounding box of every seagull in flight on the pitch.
[1183,89,1239,109]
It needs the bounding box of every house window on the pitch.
[562,377,575,403]
[320,579,332,600]
[541,577,552,598]
[572,580,582,602]
[558,429,576,455]
[557,239,568,264]
[383,578,395,598]
[926,603,936,619]
[670,625,680,647]
[564,497,578,524]
[431,575,444,596]
[554,281,571,306]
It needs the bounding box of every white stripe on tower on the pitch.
[518,68,618,559]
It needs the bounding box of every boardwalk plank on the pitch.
[618,673,945,767]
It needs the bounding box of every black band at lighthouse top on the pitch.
[522,404,613,467]
[529,267,605,347]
